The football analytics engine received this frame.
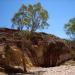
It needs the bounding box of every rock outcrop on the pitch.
[0,28,72,73]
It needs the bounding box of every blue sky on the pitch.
[0,0,75,39]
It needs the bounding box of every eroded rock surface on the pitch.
[0,28,72,73]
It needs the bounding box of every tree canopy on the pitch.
[64,18,75,40]
[12,3,49,32]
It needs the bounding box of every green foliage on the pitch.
[64,18,75,40]
[12,2,49,32]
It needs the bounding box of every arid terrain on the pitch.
[0,28,75,75]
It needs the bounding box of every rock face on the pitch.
[0,28,72,72]
[30,33,71,67]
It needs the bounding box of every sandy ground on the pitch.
[1,65,75,75]
[28,65,75,75]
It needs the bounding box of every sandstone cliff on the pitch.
[0,28,72,73]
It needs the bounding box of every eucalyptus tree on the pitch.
[11,3,49,72]
[64,18,75,40]
[12,2,49,32]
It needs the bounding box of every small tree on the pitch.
[11,3,49,72]
[12,2,49,32]
[64,18,75,40]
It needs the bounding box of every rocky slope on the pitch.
[0,28,72,73]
